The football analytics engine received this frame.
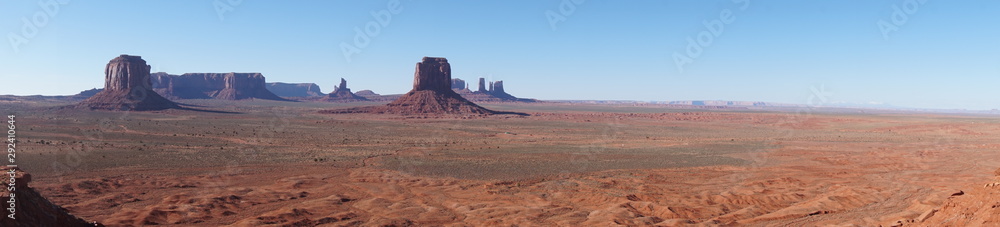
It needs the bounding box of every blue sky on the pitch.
[1,1,998,109]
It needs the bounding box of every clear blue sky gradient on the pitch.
[1,1,998,109]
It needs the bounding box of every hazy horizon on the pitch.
[2,1,998,110]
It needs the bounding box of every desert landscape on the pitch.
[3,1,999,226]
[2,54,1000,226]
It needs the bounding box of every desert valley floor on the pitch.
[5,99,1000,226]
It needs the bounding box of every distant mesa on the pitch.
[355,89,378,97]
[71,88,102,99]
[451,78,468,91]
[151,72,287,101]
[483,79,517,100]
[1,167,101,226]
[214,73,284,100]
[266,82,324,97]
[455,77,537,102]
[322,78,369,102]
[668,100,769,106]
[323,57,520,115]
[353,89,401,102]
[75,55,180,111]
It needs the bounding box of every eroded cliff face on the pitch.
[215,73,280,100]
[151,73,286,101]
[104,55,152,91]
[474,78,484,93]
[1,167,100,226]
[917,168,1000,226]
[76,55,179,111]
[412,57,453,92]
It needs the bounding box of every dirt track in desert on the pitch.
[10,100,1000,226]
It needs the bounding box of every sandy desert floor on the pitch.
[5,99,1000,226]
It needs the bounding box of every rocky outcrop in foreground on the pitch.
[917,168,1000,226]
[1,167,100,226]
[151,73,286,101]
[322,57,516,115]
[75,55,180,111]
[266,82,324,97]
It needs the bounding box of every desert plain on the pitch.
[3,98,1000,226]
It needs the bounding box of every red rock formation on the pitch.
[412,57,453,92]
[918,168,1000,225]
[488,80,517,100]
[151,73,286,101]
[322,57,508,115]
[0,167,101,226]
[76,55,180,111]
[457,78,535,103]
[477,78,487,93]
[492,81,503,93]
[322,78,368,102]
[215,73,284,100]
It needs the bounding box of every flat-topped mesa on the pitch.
[105,54,153,91]
[76,55,180,111]
[151,72,286,101]
[413,57,453,92]
[215,73,281,100]
[451,78,467,90]
[265,82,323,97]
[493,80,505,93]
[225,73,264,90]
